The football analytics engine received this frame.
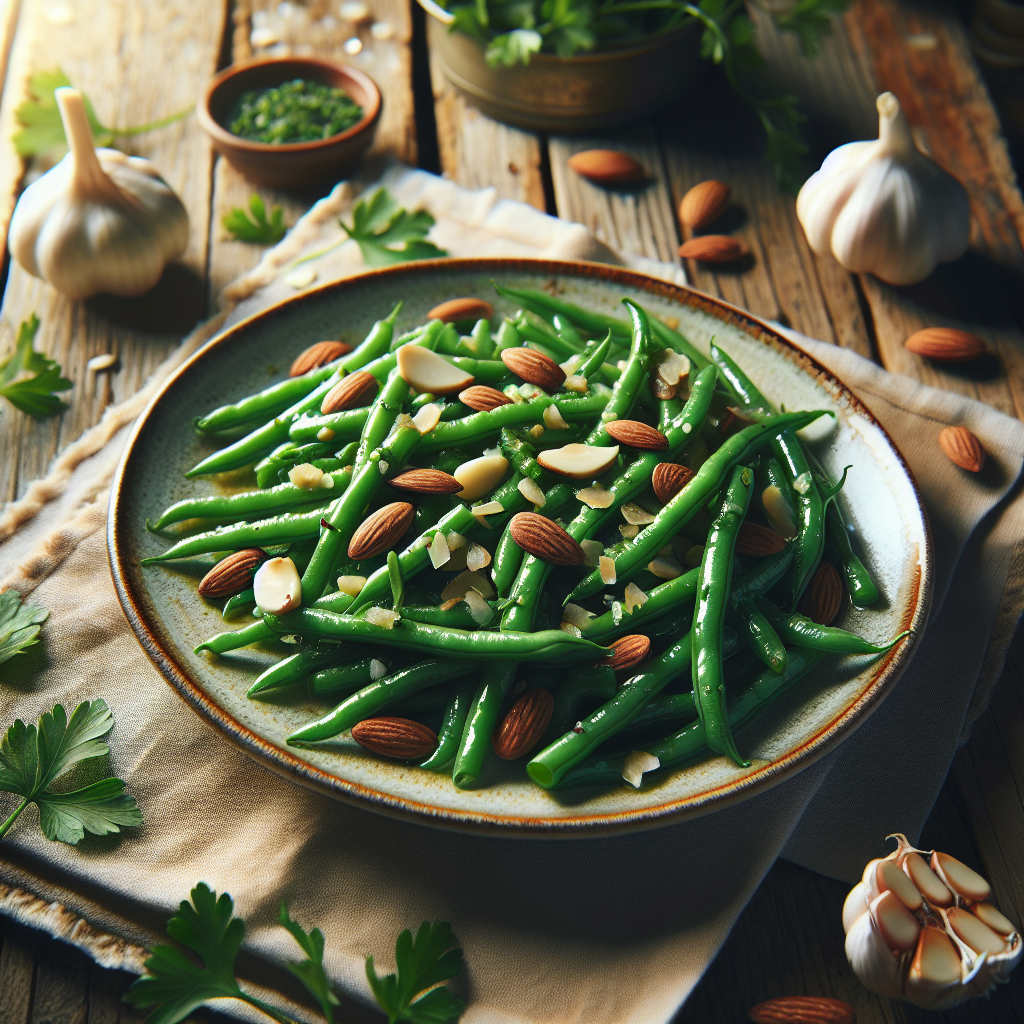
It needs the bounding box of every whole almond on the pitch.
[567,149,644,184]
[798,561,845,625]
[352,718,438,760]
[427,297,494,323]
[493,689,555,759]
[320,370,378,415]
[388,468,464,494]
[736,522,787,556]
[198,548,266,598]
[652,462,695,504]
[678,235,746,263]
[501,347,566,391]
[748,995,854,1024]
[348,502,415,560]
[459,385,512,412]
[603,634,651,672]
[905,327,986,363]
[604,419,669,451]
[509,512,585,565]
[289,340,352,377]
[679,179,731,230]
[939,425,986,472]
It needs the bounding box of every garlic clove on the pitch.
[907,927,962,991]
[875,859,924,911]
[946,907,1008,956]
[973,902,1017,937]
[930,852,991,902]
[453,454,509,501]
[902,852,953,907]
[397,345,474,395]
[870,890,921,952]
[842,881,868,934]
[844,907,905,999]
[538,443,619,480]
[253,557,302,615]
[761,485,798,539]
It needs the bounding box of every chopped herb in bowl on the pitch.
[228,79,364,145]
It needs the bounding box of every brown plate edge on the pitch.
[107,257,934,838]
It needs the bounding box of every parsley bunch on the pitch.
[0,315,72,419]
[440,0,850,187]
[128,884,465,1024]
[0,699,143,844]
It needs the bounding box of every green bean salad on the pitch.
[144,287,907,792]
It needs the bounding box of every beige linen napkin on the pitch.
[2,166,1023,1024]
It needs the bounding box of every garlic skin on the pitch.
[9,88,189,300]
[796,93,970,286]
[843,833,1022,1009]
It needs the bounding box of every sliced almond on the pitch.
[412,402,442,434]
[581,539,602,566]
[518,476,547,506]
[656,349,690,386]
[538,443,619,480]
[622,751,660,788]
[624,582,647,613]
[320,370,378,414]
[453,454,509,501]
[290,340,351,377]
[577,485,614,509]
[428,531,451,569]
[543,404,570,430]
[762,485,798,538]
[427,297,493,323]
[599,555,616,584]
[253,556,302,615]
[621,501,656,526]
[348,502,415,560]
[397,345,475,395]
[466,542,492,571]
[562,602,595,629]
[441,569,496,601]
[508,512,585,565]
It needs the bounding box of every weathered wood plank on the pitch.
[31,931,89,1024]
[0,0,228,504]
[0,918,35,1024]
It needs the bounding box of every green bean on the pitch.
[399,603,494,629]
[583,568,699,642]
[288,660,482,743]
[514,312,580,362]
[420,681,476,771]
[435,322,462,355]
[739,598,786,675]
[544,665,617,740]
[754,598,910,655]
[819,477,880,606]
[712,344,825,609]
[286,407,373,446]
[354,368,409,468]
[460,319,494,359]
[388,321,431,352]
[453,661,518,788]
[527,631,692,788]
[492,319,521,353]
[389,681,457,717]
[196,618,278,655]
[729,545,794,607]
[309,651,402,697]
[574,334,612,380]
[222,589,255,619]
[566,409,830,604]
[616,691,698,738]
[693,464,753,767]
[265,607,608,663]
[553,313,584,349]
[554,648,824,788]
[187,307,404,478]
[248,646,342,696]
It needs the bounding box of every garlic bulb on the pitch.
[9,88,189,300]
[796,93,970,286]
[843,833,1021,1009]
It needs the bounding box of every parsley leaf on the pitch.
[0,590,48,664]
[0,699,143,843]
[279,904,340,1024]
[340,189,447,268]
[366,921,465,1024]
[775,0,850,57]
[0,315,72,419]
[223,194,288,245]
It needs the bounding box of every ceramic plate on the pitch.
[109,259,931,836]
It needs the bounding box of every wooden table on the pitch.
[1,0,1024,1021]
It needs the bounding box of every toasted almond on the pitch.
[567,149,644,184]
[320,370,378,414]
[736,522,787,556]
[492,689,555,759]
[290,340,352,377]
[652,378,677,401]
[352,717,438,759]
[537,443,619,480]
[397,345,475,395]
[798,560,844,625]
[509,511,585,565]
[939,425,986,472]
[604,419,669,451]
[388,468,464,494]
[748,995,855,1024]
[198,548,266,597]
[678,235,746,263]
[348,502,415,560]
[253,556,302,615]
[905,326,986,362]
[679,179,731,231]
[459,385,511,412]
[501,347,566,391]
[603,634,651,672]
[427,297,493,323]
[652,462,694,504]
[453,454,509,501]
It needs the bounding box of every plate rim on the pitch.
[108,257,933,837]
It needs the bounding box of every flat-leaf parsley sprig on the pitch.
[0,315,72,419]
[0,699,143,843]
[128,883,465,1024]
[223,194,288,245]
[339,189,448,268]
[0,590,49,665]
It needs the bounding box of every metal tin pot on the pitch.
[421,0,704,133]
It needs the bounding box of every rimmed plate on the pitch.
[109,259,931,836]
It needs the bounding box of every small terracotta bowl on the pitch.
[197,57,381,188]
